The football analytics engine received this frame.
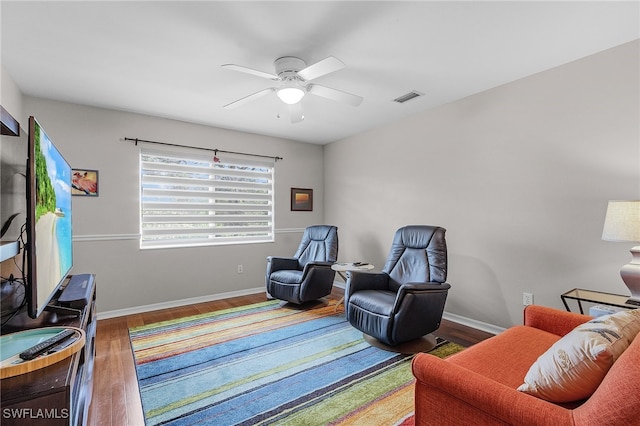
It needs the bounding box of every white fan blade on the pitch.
[223,88,275,109]
[221,64,279,81]
[289,102,304,124]
[308,84,363,107]
[297,56,345,81]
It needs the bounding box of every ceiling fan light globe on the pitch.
[277,87,305,105]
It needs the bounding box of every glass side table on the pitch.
[561,288,639,314]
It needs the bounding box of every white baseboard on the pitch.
[97,286,265,320]
[441,312,506,336]
[99,283,506,336]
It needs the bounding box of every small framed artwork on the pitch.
[72,169,99,196]
[291,188,313,211]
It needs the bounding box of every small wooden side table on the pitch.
[332,262,374,312]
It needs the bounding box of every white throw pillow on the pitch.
[517,309,640,402]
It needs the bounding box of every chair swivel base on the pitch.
[363,333,437,355]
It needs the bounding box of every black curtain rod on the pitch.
[123,137,283,161]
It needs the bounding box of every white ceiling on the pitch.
[2,1,638,144]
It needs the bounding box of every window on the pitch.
[140,148,274,249]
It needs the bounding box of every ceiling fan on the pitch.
[222,56,363,123]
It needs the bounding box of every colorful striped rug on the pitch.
[129,299,464,425]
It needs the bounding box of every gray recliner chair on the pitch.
[345,225,450,346]
[266,225,338,304]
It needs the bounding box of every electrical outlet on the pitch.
[237,264,243,274]
[523,292,534,306]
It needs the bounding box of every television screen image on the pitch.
[26,117,73,318]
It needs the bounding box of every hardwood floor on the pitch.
[87,290,494,426]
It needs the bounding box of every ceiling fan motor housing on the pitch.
[274,57,307,80]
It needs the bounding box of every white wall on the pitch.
[19,98,326,313]
[324,40,640,328]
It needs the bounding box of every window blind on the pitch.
[140,148,274,249]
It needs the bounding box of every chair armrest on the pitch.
[346,270,389,293]
[392,282,451,316]
[397,282,451,293]
[300,261,333,278]
[412,353,572,425]
[344,271,389,317]
[304,261,334,268]
[523,305,591,336]
[266,256,299,273]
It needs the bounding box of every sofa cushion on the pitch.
[517,309,640,403]
[447,325,561,389]
[572,332,640,425]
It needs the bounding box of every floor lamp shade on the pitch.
[602,200,640,305]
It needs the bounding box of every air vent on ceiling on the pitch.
[393,90,424,104]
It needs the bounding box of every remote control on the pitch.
[19,329,76,360]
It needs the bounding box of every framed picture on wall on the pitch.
[291,188,313,211]
[72,169,99,196]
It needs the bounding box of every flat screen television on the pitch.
[25,116,73,319]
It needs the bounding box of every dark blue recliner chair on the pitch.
[345,225,450,346]
[266,225,338,304]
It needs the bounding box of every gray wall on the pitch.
[1,65,22,121]
[6,96,325,314]
[1,65,27,241]
[324,40,640,328]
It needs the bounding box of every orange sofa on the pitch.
[412,305,640,425]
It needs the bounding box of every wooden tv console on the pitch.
[1,275,96,426]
